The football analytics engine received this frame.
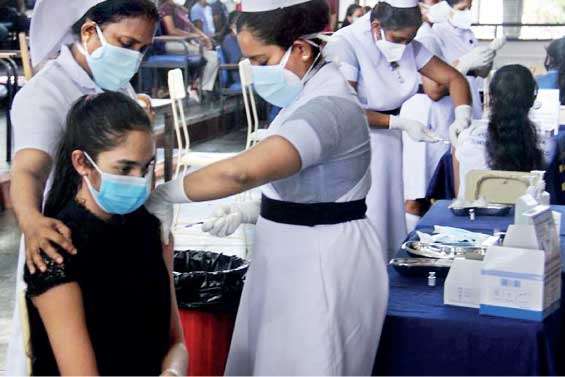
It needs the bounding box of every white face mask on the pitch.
[351,15,360,24]
[375,28,407,63]
[450,9,473,30]
[427,1,452,24]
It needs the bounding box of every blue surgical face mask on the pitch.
[83,152,152,215]
[80,25,143,91]
[250,43,320,108]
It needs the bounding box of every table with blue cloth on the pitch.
[373,200,565,376]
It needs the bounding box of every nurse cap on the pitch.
[241,0,312,12]
[381,0,419,8]
[30,0,104,68]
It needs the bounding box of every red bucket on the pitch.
[180,308,237,376]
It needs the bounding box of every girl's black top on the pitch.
[24,200,171,376]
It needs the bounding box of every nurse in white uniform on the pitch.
[403,0,495,212]
[433,0,491,119]
[7,1,158,374]
[145,0,389,374]
[325,0,472,259]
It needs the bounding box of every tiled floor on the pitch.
[0,101,246,374]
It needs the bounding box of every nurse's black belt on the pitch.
[379,108,401,116]
[260,195,367,227]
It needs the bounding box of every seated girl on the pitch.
[455,64,548,197]
[24,92,187,376]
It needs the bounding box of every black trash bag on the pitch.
[173,250,249,310]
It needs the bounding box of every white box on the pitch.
[444,258,483,309]
[479,206,561,321]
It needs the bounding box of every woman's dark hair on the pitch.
[72,0,159,35]
[486,64,544,172]
[236,0,329,49]
[44,92,153,217]
[341,4,362,28]
[545,37,565,105]
[446,0,465,5]
[370,2,422,30]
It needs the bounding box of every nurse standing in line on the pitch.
[325,0,472,259]
[146,0,389,374]
[7,1,159,375]
[432,0,490,119]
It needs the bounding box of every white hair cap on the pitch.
[381,0,419,8]
[240,0,312,12]
[30,0,104,68]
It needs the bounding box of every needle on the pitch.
[184,221,205,228]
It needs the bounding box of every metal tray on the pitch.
[450,205,512,217]
[401,241,487,260]
[390,258,452,277]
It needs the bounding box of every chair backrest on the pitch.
[18,32,32,80]
[464,170,538,204]
[168,69,190,178]
[239,59,260,149]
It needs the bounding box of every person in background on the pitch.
[326,0,337,30]
[455,65,546,196]
[24,92,187,376]
[159,0,220,93]
[363,5,372,15]
[402,0,495,221]
[191,0,215,37]
[340,4,363,29]
[6,1,164,374]
[433,0,492,119]
[537,37,565,104]
[326,0,472,260]
[210,0,229,41]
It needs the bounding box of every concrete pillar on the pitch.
[503,0,524,39]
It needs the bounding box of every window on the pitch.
[474,0,565,40]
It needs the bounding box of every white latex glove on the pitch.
[389,115,440,143]
[448,105,473,146]
[202,200,261,238]
[456,47,495,75]
[145,177,191,245]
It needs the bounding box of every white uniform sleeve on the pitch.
[412,40,434,70]
[324,36,360,83]
[415,34,444,60]
[271,98,341,169]
[11,85,66,158]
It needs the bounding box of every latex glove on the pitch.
[145,177,191,245]
[389,115,440,143]
[448,105,473,146]
[456,47,495,75]
[202,200,261,238]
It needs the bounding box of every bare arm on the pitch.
[32,283,99,376]
[184,136,302,201]
[161,15,201,39]
[419,56,472,107]
[11,149,75,273]
[160,240,188,376]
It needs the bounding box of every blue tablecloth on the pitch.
[373,201,565,376]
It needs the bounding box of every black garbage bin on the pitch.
[173,250,249,376]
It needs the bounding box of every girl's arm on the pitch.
[160,240,189,376]
[32,283,99,376]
